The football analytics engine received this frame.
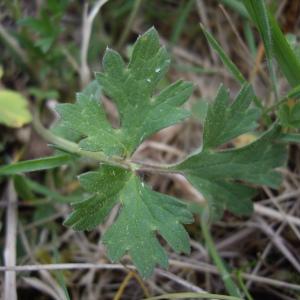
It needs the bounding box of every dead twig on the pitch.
[3,181,18,300]
[80,0,109,88]
[1,261,300,292]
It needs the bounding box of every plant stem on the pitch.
[236,271,254,300]
[131,160,178,173]
[0,23,29,67]
[32,112,180,174]
[32,112,131,170]
[201,208,243,298]
[264,84,300,114]
[3,181,18,300]
[80,0,109,88]
[116,0,143,49]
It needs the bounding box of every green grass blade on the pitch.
[264,83,300,113]
[201,210,243,298]
[200,23,246,84]
[243,0,278,99]
[269,14,300,87]
[222,0,300,87]
[219,0,248,18]
[0,155,73,175]
[173,63,219,75]
[52,230,71,300]
[243,20,256,56]
[144,292,242,300]
[287,84,300,99]
[170,0,195,48]
[236,271,254,300]
[117,0,143,49]
[24,177,80,203]
[278,133,300,144]
[242,1,300,87]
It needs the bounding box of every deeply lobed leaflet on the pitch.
[54,27,286,277]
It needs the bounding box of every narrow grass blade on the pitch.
[278,133,300,144]
[173,63,219,75]
[269,14,300,87]
[52,230,71,300]
[287,84,300,99]
[201,209,243,298]
[219,0,249,18]
[13,174,35,199]
[243,20,256,56]
[200,23,246,84]
[242,1,300,87]
[170,0,195,48]
[144,292,242,300]
[0,155,73,175]
[265,83,300,113]
[236,271,254,300]
[117,0,143,49]
[24,177,80,203]
[243,0,278,99]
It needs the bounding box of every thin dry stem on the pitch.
[3,181,17,300]
[80,0,109,88]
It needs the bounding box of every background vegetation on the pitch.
[1,0,300,299]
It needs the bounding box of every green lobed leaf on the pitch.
[64,165,131,230]
[56,27,194,278]
[55,27,287,278]
[64,165,193,277]
[55,80,125,155]
[174,84,286,219]
[202,84,259,149]
[56,28,193,157]
[103,175,193,278]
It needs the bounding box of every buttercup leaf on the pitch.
[57,28,287,277]
[63,165,131,230]
[55,27,192,157]
[64,165,193,277]
[174,84,286,219]
[203,84,259,149]
[103,175,193,278]
[59,28,194,277]
[55,80,125,155]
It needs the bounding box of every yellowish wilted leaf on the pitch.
[233,133,257,148]
[0,90,32,128]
